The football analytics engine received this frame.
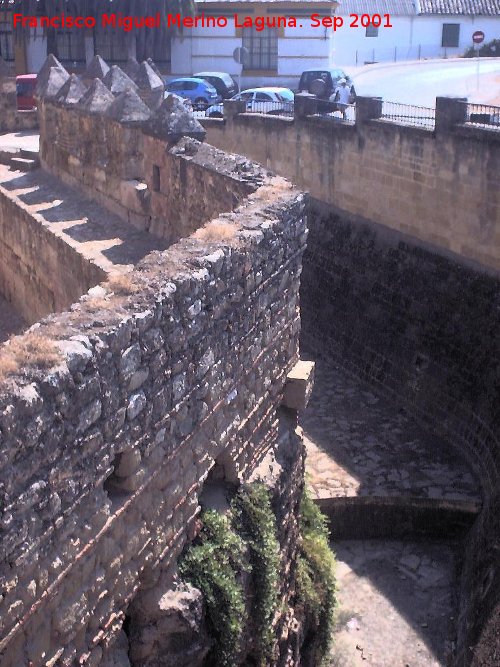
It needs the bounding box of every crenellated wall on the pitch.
[0,55,311,667]
[201,99,500,272]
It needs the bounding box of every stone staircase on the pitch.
[9,147,40,171]
[0,146,40,171]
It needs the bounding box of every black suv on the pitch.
[193,72,239,99]
[297,68,356,110]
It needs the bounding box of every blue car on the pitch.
[165,77,221,110]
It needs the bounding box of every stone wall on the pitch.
[0,55,310,666]
[37,73,262,246]
[202,101,500,272]
[0,178,307,667]
[0,73,38,133]
[0,180,107,324]
[300,200,500,666]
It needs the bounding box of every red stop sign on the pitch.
[472,30,485,44]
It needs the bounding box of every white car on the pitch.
[205,87,294,118]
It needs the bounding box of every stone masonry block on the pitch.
[282,360,315,411]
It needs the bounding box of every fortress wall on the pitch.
[38,101,263,242]
[202,113,500,272]
[200,106,500,665]
[0,179,107,324]
[0,179,307,666]
[300,200,499,667]
[0,75,38,133]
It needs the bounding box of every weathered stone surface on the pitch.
[106,89,151,125]
[84,54,110,80]
[54,74,88,107]
[77,78,115,114]
[123,57,141,81]
[146,94,206,143]
[35,66,69,101]
[282,360,315,411]
[103,66,138,96]
[35,54,68,97]
[0,68,309,667]
[135,61,164,92]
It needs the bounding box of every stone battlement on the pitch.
[0,55,310,666]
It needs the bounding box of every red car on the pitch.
[16,74,37,110]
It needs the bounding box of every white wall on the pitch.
[332,13,500,66]
[171,15,333,89]
[26,31,47,73]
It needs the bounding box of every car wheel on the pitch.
[209,111,223,118]
[194,97,209,111]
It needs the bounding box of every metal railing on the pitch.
[193,100,294,119]
[381,101,435,130]
[319,103,356,124]
[462,102,500,131]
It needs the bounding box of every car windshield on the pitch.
[277,90,294,102]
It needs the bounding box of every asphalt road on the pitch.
[352,59,500,107]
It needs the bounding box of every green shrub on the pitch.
[297,488,337,666]
[463,39,500,57]
[232,483,280,665]
[179,510,249,667]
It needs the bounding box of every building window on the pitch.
[242,27,278,71]
[56,30,86,64]
[366,25,379,37]
[0,13,14,62]
[94,32,128,63]
[442,24,460,48]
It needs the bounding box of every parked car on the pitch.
[193,71,239,99]
[164,77,221,110]
[206,87,294,118]
[297,68,356,112]
[16,74,37,110]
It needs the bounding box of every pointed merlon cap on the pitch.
[84,55,110,80]
[146,58,162,79]
[37,53,68,83]
[123,57,140,81]
[103,65,138,96]
[35,66,70,101]
[54,73,88,107]
[77,78,114,114]
[35,54,69,98]
[136,61,164,92]
[106,88,151,125]
[146,93,206,143]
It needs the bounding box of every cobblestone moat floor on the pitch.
[303,359,481,504]
[0,293,25,343]
[329,540,457,667]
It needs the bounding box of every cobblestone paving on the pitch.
[303,359,480,503]
[329,540,457,667]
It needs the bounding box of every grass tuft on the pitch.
[0,333,61,381]
[194,221,237,242]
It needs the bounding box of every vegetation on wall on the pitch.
[232,483,280,666]
[179,510,249,667]
[180,483,337,666]
[296,487,337,666]
[464,39,500,58]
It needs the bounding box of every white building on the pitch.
[171,0,339,89]
[333,0,500,67]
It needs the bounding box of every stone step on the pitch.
[20,147,40,160]
[10,156,39,172]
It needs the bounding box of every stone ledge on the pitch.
[317,495,480,540]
